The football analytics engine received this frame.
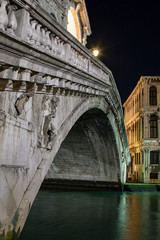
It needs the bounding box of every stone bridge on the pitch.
[0,0,130,238]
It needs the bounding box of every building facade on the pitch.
[123,76,160,184]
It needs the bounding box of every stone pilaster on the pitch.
[144,80,148,106]
[144,148,149,183]
[144,113,149,139]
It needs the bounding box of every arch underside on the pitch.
[45,108,121,188]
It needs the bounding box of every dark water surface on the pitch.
[20,189,160,240]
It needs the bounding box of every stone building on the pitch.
[123,76,160,183]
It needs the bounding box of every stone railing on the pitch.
[0,0,111,86]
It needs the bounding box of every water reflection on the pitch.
[20,190,160,240]
[118,192,160,240]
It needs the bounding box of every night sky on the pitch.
[86,0,160,104]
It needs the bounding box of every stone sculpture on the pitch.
[7,4,17,34]
[38,95,60,148]
[0,0,8,30]
[15,91,34,116]
[0,0,17,34]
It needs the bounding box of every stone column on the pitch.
[137,120,139,141]
[128,128,130,145]
[144,113,149,139]
[140,151,142,182]
[132,125,134,144]
[137,93,139,111]
[157,84,160,105]
[140,117,142,140]
[14,9,30,39]
[135,121,137,142]
[144,80,148,106]
[158,119,160,138]
[144,148,149,183]
[144,149,147,183]
[64,43,71,62]
[141,88,143,107]
[142,88,144,106]
[133,122,135,143]
[129,127,131,145]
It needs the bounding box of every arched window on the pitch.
[150,86,157,106]
[150,115,158,138]
[67,7,81,42]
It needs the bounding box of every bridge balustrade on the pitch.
[0,0,110,85]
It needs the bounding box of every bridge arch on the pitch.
[46,107,121,185]
[14,97,125,235]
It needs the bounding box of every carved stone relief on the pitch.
[0,0,18,34]
[15,91,34,120]
[38,95,60,149]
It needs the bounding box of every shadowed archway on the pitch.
[45,109,120,189]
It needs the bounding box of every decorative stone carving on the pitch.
[7,4,17,34]
[30,19,38,44]
[61,0,69,10]
[38,0,64,25]
[15,92,34,116]
[1,5,106,80]
[35,23,41,46]
[25,13,33,42]
[106,106,111,115]
[0,0,8,31]
[76,3,81,13]
[0,0,18,34]
[15,94,29,116]
[38,95,60,149]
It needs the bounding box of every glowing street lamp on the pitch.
[89,48,100,57]
[92,49,99,57]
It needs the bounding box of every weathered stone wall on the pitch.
[38,0,65,25]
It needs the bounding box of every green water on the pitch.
[20,189,160,240]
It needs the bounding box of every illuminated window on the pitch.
[150,86,157,106]
[67,7,81,42]
[150,115,158,138]
[150,151,159,164]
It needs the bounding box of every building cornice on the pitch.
[123,76,160,107]
[123,76,144,107]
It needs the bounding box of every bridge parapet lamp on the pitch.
[89,48,99,57]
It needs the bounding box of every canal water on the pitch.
[20,189,160,240]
